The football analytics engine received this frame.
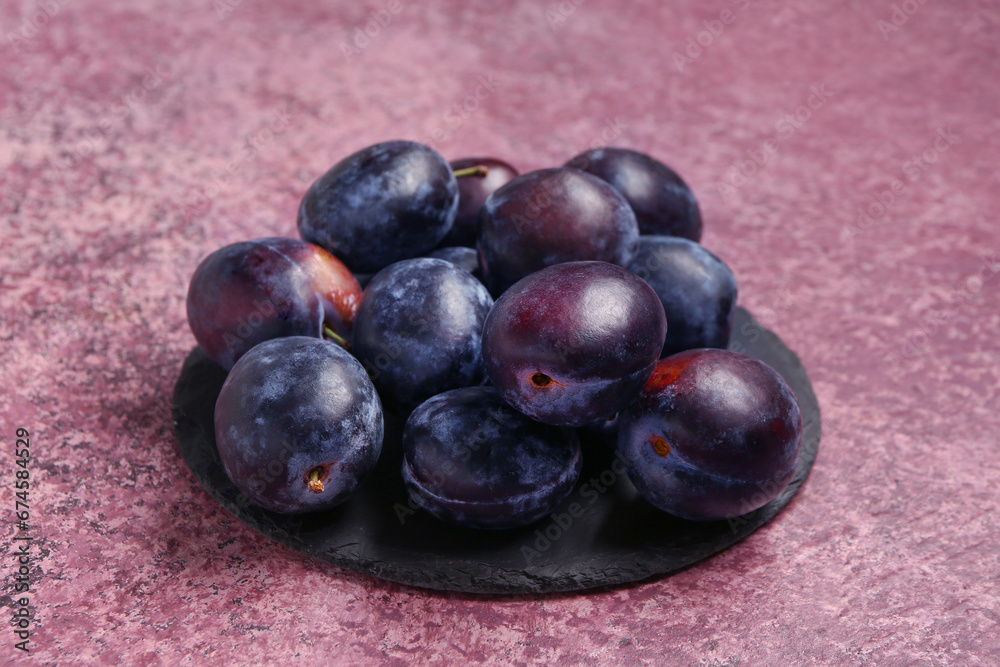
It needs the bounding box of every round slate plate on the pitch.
[172,307,820,594]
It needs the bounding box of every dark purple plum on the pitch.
[567,147,702,241]
[476,168,639,295]
[482,261,666,426]
[618,349,802,521]
[352,258,494,410]
[628,236,738,357]
[441,157,519,247]
[424,246,481,280]
[298,141,458,273]
[214,336,383,514]
[186,237,361,370]
[402,386,581,529]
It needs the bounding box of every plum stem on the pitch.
[453,165,489,179]
[322,325,350,350]
[308,467,325,493]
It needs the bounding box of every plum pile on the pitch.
[186,140,803,527]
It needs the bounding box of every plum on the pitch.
[298,140,458,273]
[214,336,383,514]
[567,147,702,241]
[628,236,737,356]
[442,157,518,247]
[618,348,803,520]
[186,237,360,370]
[476,167,639,295]
[352,258,494,411]
[402,386,581,529]
[482,261,666,426]
[424,246,481,280]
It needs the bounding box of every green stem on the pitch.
[453,165,489,179]
[323,325,350,350]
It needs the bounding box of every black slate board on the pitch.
[172,307,820,594]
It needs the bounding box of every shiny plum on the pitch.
[442,157,519,247]
[186,237,360,371]
[628,236,738,357]
[567,147,702,241]
[214,336,383,514]
[352,258,494,411]
[618,348,802,521]
[425,246,481,280]
[298,141,458,273]
[477,168,639,295]
[402,387,581,529]
[482,261,666,426]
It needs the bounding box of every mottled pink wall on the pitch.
[1,0,999,664]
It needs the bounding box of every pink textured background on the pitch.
[2,0,999,663]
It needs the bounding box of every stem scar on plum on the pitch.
[529,372,565,388]
[651,436,670,457]
[307,466,326,493]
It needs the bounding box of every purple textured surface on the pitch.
[1,0,998,664]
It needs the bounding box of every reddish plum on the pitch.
[618,349,802,520]
[482,261,666,426]
[186,237,360,371]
